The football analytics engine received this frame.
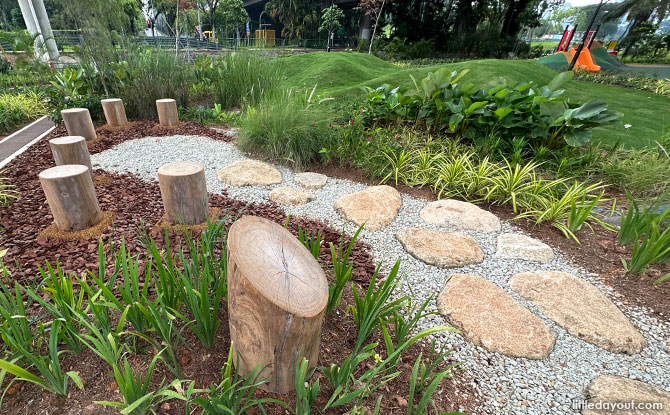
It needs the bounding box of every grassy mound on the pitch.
[273,52,669,149]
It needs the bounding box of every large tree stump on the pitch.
[227,216,328,394]
[39,165,103,231]
[156,99,179,127]
[48,136,93,180]
[157,161,208,225]
[101,98,129,127]
[61,108,97,141]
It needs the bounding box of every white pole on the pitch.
[17,0,42,57]
[30,0,61,64]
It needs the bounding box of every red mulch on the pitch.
[0,121,481,414]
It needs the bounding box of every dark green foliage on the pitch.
[327,224,363,313]
[360,69,621,149]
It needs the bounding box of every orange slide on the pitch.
[567,48,601,72]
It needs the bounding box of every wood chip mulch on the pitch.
[0,120,375,285]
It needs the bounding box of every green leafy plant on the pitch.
[297,225,323,260]
[0,91,49,133]
[349,260,408,352]
[0,172,18,206]
[295,357,319,415]
[193,343,284,414]
[382,296,434,367]
[0,320,83,396]
[327,224,364,313]
[96,350,180,415]
[621,220,670,273]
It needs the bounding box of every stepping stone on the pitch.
[584,376,670,415]
[334,185,401,231]
[496,233,554,263]
[437,274,555,359]
[294,172,327,189]
[420,199,501,232]
[269,187,315,206]
[509,271,646,354]
[217,160,282,186]
[396,228,484,268]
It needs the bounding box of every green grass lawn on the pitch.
[276,52,669,149]
[531,41,559,51]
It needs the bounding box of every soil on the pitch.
[0,121,481,414]
[307,162,670,322]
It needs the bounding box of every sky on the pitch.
[566,0,605,6]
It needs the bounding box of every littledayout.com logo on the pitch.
[572,399,665,413]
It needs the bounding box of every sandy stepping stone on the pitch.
[269,187,315,206]
[437,274,555,359]
[294,172,328,189]
[496,233,554,263]
[420,199,501,232]
[396,228,484,268]
[584,375,670,415]
[510,271,646,354]
[334,185,401,230]
[216,160,282,186]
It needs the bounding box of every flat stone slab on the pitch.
[437,274,555,359]
[294,172,327,189]
[396,228,484,268]
[420,199,501,232]
[269,187,315,206]
[334,185,401,231]
[510,271,646,354]
[217,160,282,186]
[496,233,554,263]
[584,375,670,415]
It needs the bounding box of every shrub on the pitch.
[0,91,48,133]
[117,48,194,119]
[600,147,670,202]
[239,88,337,168]
[194,52,280,109]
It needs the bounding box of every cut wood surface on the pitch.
[227,216,328,394]
[38,164,103,231]
[101,98,129,127]
[48,136,93,179]
[61,108,97,141]
[156,99,179,127]
[157,161,208,225]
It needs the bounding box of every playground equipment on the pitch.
[549,25,601,72]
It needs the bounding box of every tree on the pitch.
[604,0,670,42]
[265,0,320,41]
[361,0,392,54]
[217,0,248,40]
[319,4,344,51]
[204,0,220,40]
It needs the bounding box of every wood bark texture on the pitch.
[101,98,129,127]
[227,216,328,394]
[156,99,179,127]
[48,136,93,180]
[61,108,97,141]
[157,161,208,225]
[39,164,103,231]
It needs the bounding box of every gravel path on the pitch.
[92,135,670,415]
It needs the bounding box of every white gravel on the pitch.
[92,134,670,415]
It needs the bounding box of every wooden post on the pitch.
[157,161,208,225]
[156,99,179,127]
[48,136,93,180]
[227,216,328,394]
[61,108,97,141]
[39,165,103,231]
[101,98,129,127]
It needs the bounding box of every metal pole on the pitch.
[555,25,569,52]
[587,24,601,49]
[565,25,577,51]
[569,0,605,70]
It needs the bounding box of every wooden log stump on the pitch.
[227,216,328,394]
[101,98,129,127]
[39,165,103,231]
[48,136,93,180]
[156,99,179,127]
[61,108,97,141]
[157,161,208,225]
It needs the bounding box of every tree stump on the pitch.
[157,161,208,225]
[61,108,97,141]
[156,99,179,127]
[101,98,129,127]
[227,216,328,394]
[48,136,93,180]
[39,165,103,231]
